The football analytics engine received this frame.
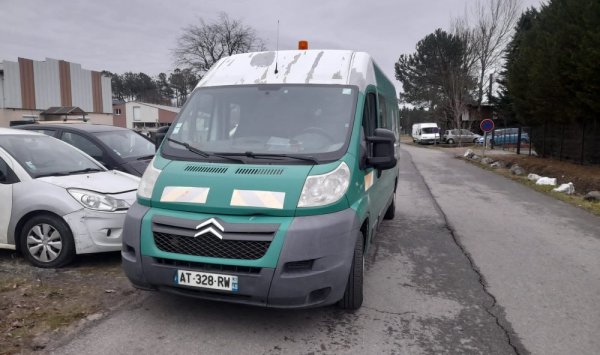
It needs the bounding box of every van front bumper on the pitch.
[122,203,362,308]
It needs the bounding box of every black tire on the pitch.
[383,194,396,220]
[473,138,478,143]
[19,214,75,268]
[338,233,364,310]
[447,138,455,144]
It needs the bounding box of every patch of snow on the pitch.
[536,177,557,186]
[553,183,575,195]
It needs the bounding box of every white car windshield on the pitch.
[0,135,104,178]
[162,85,357,163]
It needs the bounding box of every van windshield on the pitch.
[162,85,357,164]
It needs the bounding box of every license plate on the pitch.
[175,270,238,292]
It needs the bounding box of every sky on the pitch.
[0,0,545,93]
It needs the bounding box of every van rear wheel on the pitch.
[338,233,364,310]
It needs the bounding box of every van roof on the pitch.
[197,50,377,91]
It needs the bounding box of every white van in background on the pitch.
[412,123,440,144]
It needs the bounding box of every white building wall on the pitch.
[101,76,112,113]
[70,63,93,112]
[34,58,61,109]
[2,61,22,109]
[126,102,159,129]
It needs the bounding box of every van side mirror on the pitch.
[155,126,170,151]
[366,128,397,170]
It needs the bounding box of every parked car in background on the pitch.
[476,128,530,146]
[17,124,155,176]
[412,123,440,144]
[491,128,530,145]
[442,129,480,144]
[0,129,140,267]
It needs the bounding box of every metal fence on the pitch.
[487,120,600,164]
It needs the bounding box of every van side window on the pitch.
[378,94,388,129]
[0,157,19,184]
[363,93,377,136]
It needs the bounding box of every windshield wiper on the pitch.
[67,168,104,174]
[35,168,103,178]
[35,172,71,178]
[136,154,155,161]
[219,151,320,164]
[168,138,210,157]
[167,138,245,164]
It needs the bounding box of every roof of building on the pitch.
[41,106,86,115]
[112,101,180,113]
[197,50,377,91]
[140,102,180,113]
[17,123,129,133]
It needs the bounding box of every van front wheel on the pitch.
[338,233,364,310]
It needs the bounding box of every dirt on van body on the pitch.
[0,251,141,355]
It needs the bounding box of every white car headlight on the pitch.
[298,162,351,208]
[68,189,130,212]
[138,158,161,199]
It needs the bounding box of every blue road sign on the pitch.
[480,119,495,133]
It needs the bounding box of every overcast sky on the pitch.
[1,0,544,92]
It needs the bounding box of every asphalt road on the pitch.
[51,145,600,355]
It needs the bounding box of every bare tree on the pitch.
[173,13,265,78]
[449,20,479,137]
[467,0,521,110]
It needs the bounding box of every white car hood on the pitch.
[37,171,140,194]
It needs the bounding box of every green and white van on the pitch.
[122,49,400,309]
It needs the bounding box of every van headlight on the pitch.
[298,162,350,207]
[68,189,130,212]
[138,158,161,199]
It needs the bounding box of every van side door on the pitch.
[362,91,390,234]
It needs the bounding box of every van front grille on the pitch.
[154,232,270,260]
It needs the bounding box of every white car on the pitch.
[0,128,139,267]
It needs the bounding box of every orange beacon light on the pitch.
[298,40,309,50]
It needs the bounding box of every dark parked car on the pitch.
[17,124,155,176]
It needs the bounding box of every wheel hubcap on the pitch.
[26,223,62,263]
